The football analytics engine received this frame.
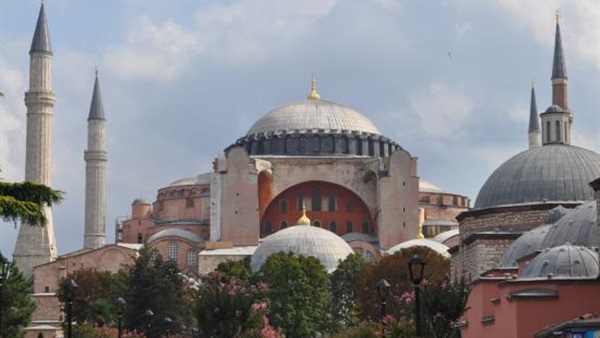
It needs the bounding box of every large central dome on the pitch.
[474,144,600,209]
[246,99,381,137]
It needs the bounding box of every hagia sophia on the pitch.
[7,3,599,338]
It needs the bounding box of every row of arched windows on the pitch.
[279,194,350,213]
[545,120,569,143]
[166,242,197,267]
[263,220,371,235]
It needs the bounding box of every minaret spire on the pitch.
[541,12,573,145]
[306,74,321,101]
[84,69,108,249]
[528,79,541,149]
[14,2,58,277]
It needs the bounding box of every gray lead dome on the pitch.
[520,244,599,279]
[474,144,600,209]
[246,99,381,137]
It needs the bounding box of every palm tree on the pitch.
[0,181,64,226]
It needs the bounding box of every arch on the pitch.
[329,221,338,233]
[258,170,273,218]
[260,181,374,236]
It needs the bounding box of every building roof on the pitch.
[30,3,52,55]
[541,200,598,250]
[245,99,381,137]
[528,84,540,133]
[341,232,380,244]
[88,71,105,120]
[474,144,600,209]
[499,224,552,268]
[168,172,212,187]
[519,244,599,280]
[552,20,567,79]
[146,228,203,244]
[419,179,444,193]
[387,238,450,258]
[250,224,354,273]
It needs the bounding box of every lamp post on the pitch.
[145,309,154,338]
[64,279,78,338]
[0,258,12,337]
[116,297,126,338]
[376,278,391,322]
[408,253,426,337]
[164,316,172,338]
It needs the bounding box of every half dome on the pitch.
[474,144,600,209]
[499,224,552,267]
[251,225,354,273]
[246,99,381,137]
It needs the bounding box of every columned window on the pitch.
[167,242,179,262]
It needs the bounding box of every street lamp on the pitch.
[164,316,172,338]
[408,253,426,337]
[0,257,13,337]
[376,278,391,322]
[116,297,126,338]
[64,279,78,338]
[145,309,154,338]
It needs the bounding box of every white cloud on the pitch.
[369,0,402,12]
[409,83,474,140]
[104,16,202,81]
[0,61,27,181]
[492,0,599,69]
[471,144,522,170]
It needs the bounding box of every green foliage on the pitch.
[124,247,192,338]
[57,268,127,326]
[421,278,470,338]
[258,252,331,338]
[195,271,267,338]
[0,181,64,226]
[356,247,449,321]
[0,255,35,338]
[215,257,253,282]
[330,253,365,331]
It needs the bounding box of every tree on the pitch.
[258,252,331,338]
[215,257,253,282]
[420,278,470,338]
[0,255,35,338]
[124,247,192,338]
[195,271,268,337]
[356,247,450,321]
[330,253,365,331]
[0,181,63,226]
[56,268,128,326]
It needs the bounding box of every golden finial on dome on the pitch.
[306,74,321,101]
[297,199,311,226]
[417,208,425,239]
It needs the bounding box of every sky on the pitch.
[0,0,599,256]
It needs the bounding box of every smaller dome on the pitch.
[251,225,354,273]
[341,232,379,244]
[419,180,444,193]
[499,224,552,267]
[432,229,459,244]
[387,239,450,258]
[169,173,212,187]
[544,205,570,224]
[132,198,149,205]
[147,229,203,245]
[541,200,597,249]
[520,244,599,279]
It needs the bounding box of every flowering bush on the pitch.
[71,325,146,338]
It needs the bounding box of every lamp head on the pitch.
[408,253,425,285]
[376,278,391,302]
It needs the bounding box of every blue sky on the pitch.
[1,0,599,256]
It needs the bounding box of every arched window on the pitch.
[328,195,336,211]
[555,121,561,142]
[264,221,273,234]
[311,187,322,211]
[186,249,197,267]
[279,199,288,213]
[362,221,370,234]
[280,221,288,229]
[346,221,353,233]
[297,194,304,211]
[546,121,551,143]
[329,221,338,233]
[313,220,321,228]
[167,242,179,262]
[353,248,375,263]
[137,233,143,244]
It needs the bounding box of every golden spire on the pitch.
[306,74,321,101]
[297,199,311,226]
[417,208,425,239]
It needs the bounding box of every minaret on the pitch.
[528,80,541,148]
[13,3,58,277]
[83,69,108,249]
[540,12,573,145]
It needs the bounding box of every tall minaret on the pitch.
[13,3,58,277]
[528,80,541,149]
[83,70,107,249]
[540,12,573,145]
